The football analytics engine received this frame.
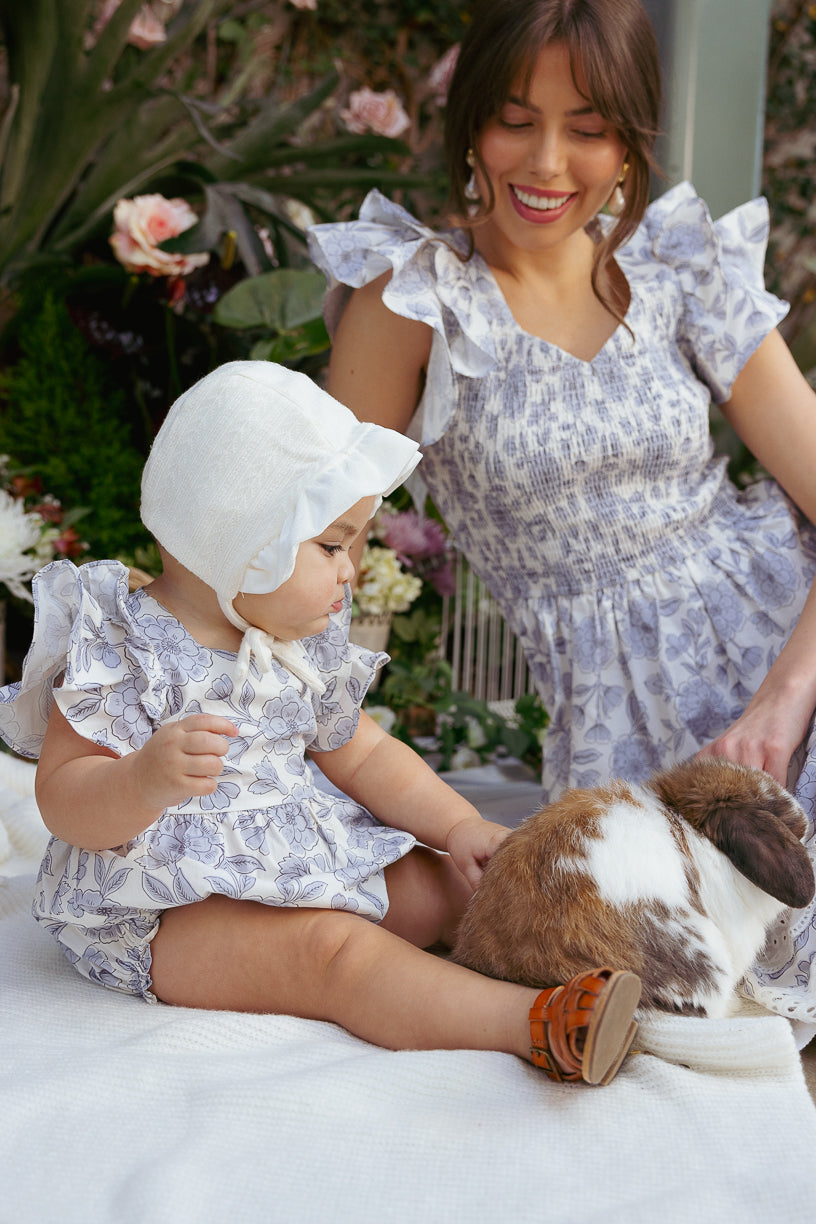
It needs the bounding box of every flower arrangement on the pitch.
[354,544,422,617]
[0,463,88,602]
[353,501,455,620]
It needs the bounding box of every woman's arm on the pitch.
[720,328,816,522]
[314,711,508,888]
[328,272,433,571]
[327,272,432,431]
[698,330,816,781]
[35,704,237,850]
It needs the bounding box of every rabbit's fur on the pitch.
[453,756,815,1017]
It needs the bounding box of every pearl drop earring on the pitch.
[465,148,480,202]
[608,161,629,218]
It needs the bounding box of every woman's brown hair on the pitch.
[444,0,662,324]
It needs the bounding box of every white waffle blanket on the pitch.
[1,752,815,1224]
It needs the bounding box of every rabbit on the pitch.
[453,756,815,1017]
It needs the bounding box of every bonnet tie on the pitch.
[233,625,326,696]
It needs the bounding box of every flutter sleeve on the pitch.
[0,559,169,758]
[307,189,498,445]
[302,587,387,752]
[635,181,789,402]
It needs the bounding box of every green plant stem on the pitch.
[164,305,181,399]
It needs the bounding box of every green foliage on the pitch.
[212,266,329,362]
[763,1,816,375]
[0,290,149,560]
[374,601,549,773]
[433,690,548,774]
[304,0,468,66]
[0,0,224,284]
[0,0,437,291]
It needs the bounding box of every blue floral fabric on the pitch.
[309,183,816,1028]
[0,560,415,999]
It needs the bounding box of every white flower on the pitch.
[0,490,45,601]
[364,705,398,735]
[464,714,487,750]
[449,746,482,771]
[31,525,62,568]
[284,198,318,232]
[355,544,422,616]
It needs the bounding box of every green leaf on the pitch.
[249,318,330,363]
[257,134,411,169]
[204,73,339,180]
[213,268,327,332]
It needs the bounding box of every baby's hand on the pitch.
[130,714,237,812]
[446,815,509,890]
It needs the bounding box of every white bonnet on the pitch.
[140,361,421,606]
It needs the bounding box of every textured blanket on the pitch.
[1,753,815,1224]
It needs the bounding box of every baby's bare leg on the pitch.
[150,846,539,1059]
[378,843,473,948]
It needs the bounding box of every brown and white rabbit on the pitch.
[453,756,815,1017]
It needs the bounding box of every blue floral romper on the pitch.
[309,182,816,1029]
[0,560,415,1000]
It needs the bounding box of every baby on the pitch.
[0,360,639,1085]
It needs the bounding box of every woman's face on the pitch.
[473,41,626,262]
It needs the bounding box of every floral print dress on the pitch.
[309,183,816,1029]
[0,560,415,1000]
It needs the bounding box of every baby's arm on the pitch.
[35,704,236,850]
[314,710,509,888]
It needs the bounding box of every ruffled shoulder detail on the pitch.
[620,181,788,401]
[307,189,498,393]
[303,586,386,752]
[0,560,169,758]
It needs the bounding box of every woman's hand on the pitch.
[445,814,510,889]
[696,685,814,786]
[130,713,237,811]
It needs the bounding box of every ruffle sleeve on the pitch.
[624,181,789,402]
[0,560,169,758]
[307,190,498,445]
[302,586,386,752]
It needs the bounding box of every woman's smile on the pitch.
[509,186,577,222]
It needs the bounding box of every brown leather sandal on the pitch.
[529,967,641,1086]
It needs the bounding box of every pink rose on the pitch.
[288,0,317,8]
[427,44,460,106]
[109,195,210,279]
[340,87,411,139]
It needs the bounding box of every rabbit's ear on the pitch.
[701,806,814,908]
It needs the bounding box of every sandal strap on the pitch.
[529,967,617,1083]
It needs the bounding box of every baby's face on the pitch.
[233,496,376,641]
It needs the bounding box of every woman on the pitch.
[308,0,816,1029]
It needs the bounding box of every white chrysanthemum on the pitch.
[355,544,422,616]
[0,489,43,601]
[364,705,398,735]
